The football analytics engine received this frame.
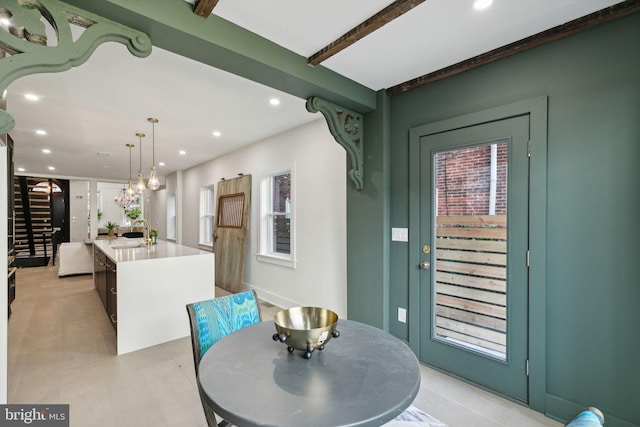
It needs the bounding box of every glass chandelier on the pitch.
[114,143,137,208]
[147,117,160,190]
[135,132,146,194]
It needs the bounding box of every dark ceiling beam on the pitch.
[387,0,640,96]
[307,0,425,66]
[193,0,221,18]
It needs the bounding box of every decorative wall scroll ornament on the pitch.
[0,0,152,135]
[306,96,364,190]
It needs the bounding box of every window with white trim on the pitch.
[199,186,215,246]
[258,170,294,268]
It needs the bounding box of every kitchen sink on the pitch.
[110,244,148,250]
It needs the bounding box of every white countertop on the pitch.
[93,238,211,263]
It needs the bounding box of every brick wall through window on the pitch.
[435,143,507,216]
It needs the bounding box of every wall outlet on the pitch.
[398,307,407,323]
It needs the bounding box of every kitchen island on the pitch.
[93,238,214,355]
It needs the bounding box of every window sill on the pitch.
[256,254,296,269]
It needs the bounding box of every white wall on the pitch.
[68,180,89,242]
[97,182,137,227]
[163,173,180,242]
[145,187,167,239]
[172,119,348,317]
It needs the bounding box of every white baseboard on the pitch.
[243,282,301,310]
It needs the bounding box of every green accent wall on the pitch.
[347,90,391,328]
[382,12,640,427]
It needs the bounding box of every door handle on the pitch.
[419,261,431,270]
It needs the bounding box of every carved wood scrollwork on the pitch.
[306,96,364,190]
[0,0,152,135]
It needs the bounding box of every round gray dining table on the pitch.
[197,319,421,427]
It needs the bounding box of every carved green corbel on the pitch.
[0,0,152,135]
[306,96,364,190]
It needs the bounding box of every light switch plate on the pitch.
[392,227,408,242]
[398,307,407,323]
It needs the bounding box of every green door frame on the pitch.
[408,96,548,411]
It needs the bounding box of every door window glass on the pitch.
[433,142,508,360]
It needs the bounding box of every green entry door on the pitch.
[415,115,530,402]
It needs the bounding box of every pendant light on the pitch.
[147,117,160,190]
[135,132,146,194]
[126,143,136,198]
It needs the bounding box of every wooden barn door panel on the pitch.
[213,175,251,293]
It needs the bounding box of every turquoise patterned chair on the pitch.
[186,290,262,427]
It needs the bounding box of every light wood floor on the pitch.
[7,265,561,427]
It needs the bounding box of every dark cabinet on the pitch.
[94,247,116,334]
[94,248,107,309]
[106,261,117,334]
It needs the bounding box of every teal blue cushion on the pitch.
[192,291,260,358]
[565,411,604,427]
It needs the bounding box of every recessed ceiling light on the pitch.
[159,162,165,166]
[212,131,221,137]
[42,148,51,154]
[269,98,280,106]
[48,166,55,171]
[36,129,47,135]
[17,167,25,172]
[25,93,40,101]
[179,150,186,155]
[473,0,492,10]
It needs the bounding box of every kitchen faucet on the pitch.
[133,218,152,246]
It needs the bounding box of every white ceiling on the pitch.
[6,0,624,183]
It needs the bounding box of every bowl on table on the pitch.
[272,307,340,359]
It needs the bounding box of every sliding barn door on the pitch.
[213,175,251,293]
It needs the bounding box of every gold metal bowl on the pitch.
[272,307,340,359]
